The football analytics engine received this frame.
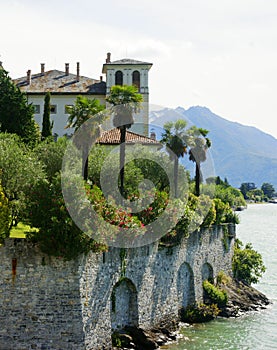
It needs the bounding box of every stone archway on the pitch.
[111,278,138,331]
[177,262,195,309]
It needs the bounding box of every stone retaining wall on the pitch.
[0,224,235,349]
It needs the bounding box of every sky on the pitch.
[1,0,277,138]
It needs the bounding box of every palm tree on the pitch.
[106,85,143,197]
[161,119,188,197]
[66,96,105,181]
[188,127,211,196]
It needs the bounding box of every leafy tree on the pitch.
[0,133,45,228]
[247,188,264,202]
[161,119,189,197]
[25,173,105,260]
[232,239,266,285]
[206,176,230,188]
[89,143,189,198]
[261,182,275,199]
[0,179,11,241]
[33,137,67,180]
[239,182,256,199]
[88,144,145,198]
[188,127,211,196]
[66,96,106,180]
[106,85,143,197]
[214,185,246,208]
[41,91,53,140]
[0,66,38,146]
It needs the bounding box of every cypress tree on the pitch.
[41,92,53,140]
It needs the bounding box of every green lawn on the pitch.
[10,222,38,238]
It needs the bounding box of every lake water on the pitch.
[165,203,277,350]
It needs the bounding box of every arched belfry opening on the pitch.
[132,70,140,90]
[111,278,138,330]
[115,70,123,86]
[177,262,195,310]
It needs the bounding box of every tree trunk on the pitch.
[119,126,126,198]
[174,157,179,198]
[195,162,200,197]
[83,146,89,181]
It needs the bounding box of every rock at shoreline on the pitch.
[112,323,179,350]
[219,279,270,317]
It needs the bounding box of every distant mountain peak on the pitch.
[149,105,277,188]
[175,106,186,113]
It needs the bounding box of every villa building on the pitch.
[14,53,152,137]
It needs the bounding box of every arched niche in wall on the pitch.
[201,262,214,283]
[115,70,123,86]
[132,70,140,90]
[111,278,138,331]
[177,262,195,311]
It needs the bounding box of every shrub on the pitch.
[216,270,231,285]
[203,279,228,306]
[213,198,239,224]
[232,239,266,285]
[111,332,122,347]
[87,184,146,230]
[181,303,220,323]
[201,197,216,227]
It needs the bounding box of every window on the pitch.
[65,105,73,114]
[132,71,140,90]
[33,105,40,114]
[50,105,57,114]
[115,70,123,85]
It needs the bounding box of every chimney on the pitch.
[100,75,103,82]
[106,52,111,63]
[150,130,156,140]
[27,70,31,85]
[65,63,69,76]
[76,62,80,82]
[40,63,45,74]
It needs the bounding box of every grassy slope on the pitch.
[9,222,38,238]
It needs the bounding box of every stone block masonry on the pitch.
[0,224,235,349]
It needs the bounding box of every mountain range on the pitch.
[149,106,277,189]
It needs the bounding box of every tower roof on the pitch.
[102,53,152,74]
[109,58,152,65]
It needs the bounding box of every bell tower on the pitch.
[102,52,153,137]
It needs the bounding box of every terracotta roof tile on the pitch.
[96,128,160,145]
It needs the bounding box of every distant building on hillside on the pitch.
[14,53,152,137]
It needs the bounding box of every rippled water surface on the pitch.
[165,203,277,350]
